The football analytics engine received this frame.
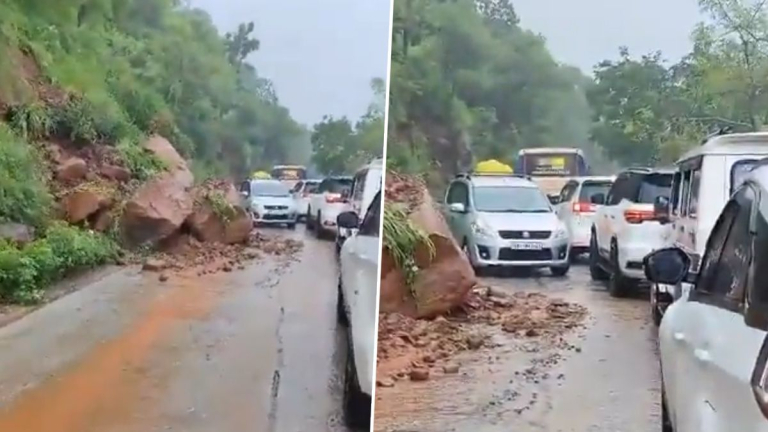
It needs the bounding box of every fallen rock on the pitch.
[56,157,87,182]
[61,189,110,223]
[376,378,396,388]
[0,223,35,245]
[187,181,252,245]
[91,210,113,232]
[158,273,169,282]
[99,164,132,182]
[466,334,485,350]
[143,135,193,186]
[443,363,460,374]
[122,174,194,246]
[142,258,166,271]
[409,368,430,382]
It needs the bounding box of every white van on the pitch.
[336,158,383,254]
[652,131,768,324]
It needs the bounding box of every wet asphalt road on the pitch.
[374,259,662,432]
[0,226,356,432]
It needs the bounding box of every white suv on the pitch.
[589,167,674,296]
[306,176,353,239]
[644,160,768,432]
[335,190,381,428]
[337,159,383,255]
[554,176,615,257]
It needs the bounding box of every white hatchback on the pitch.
[644,161,768,432]
[554,176,615,256]
[335,190,381,429]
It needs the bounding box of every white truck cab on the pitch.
[652,131,768,325]
[336,158,383,255]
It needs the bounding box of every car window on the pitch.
[636,173,672,204]
[748,195,768,308]
[319,178,353,193]
[670,171,682,216]
[607,173,634,205]
[352,171,367,202]
[291,181,303,193]
[240,181,251,195]
[559,182,578,203]
[252,181,291,197]
[679,170,692,216]
[696,186,754,305]
[472,186,551,213]
[447,182,469,206]
[579,181,612,203]
[688,169,701,217]
[305,182,320,194]
[359,192,381,237]
[731,159,761,195]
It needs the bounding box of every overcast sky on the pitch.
[511,0,704,74]
[190,0,391,126]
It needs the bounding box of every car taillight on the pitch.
[623,207,655,224]
[572,201,595,214]
[326,193,347,204]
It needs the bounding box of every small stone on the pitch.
[376,378,395,388]
[222,265,233,272]
[409,368,430,381]
[143,259,166,272]
[158,273,169,282]
[525,328,540,337]
[443,363,460,374]
[466,334,484,350]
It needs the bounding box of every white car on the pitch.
[239,179,298,228]
[589,167,674,296]
[290,179,321,221]
[337,159,383,255]
[554,176,615,257]
[306,176,353,239]
[644,161,768,431]
[651,131,768,325]
[336,190,381,428]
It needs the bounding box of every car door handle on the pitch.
[674,332,686,341]
[694,348,711,363]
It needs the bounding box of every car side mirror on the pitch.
[590,193,605,205]
[240,191,249,198]
[448,202,466,213]
[337,211,360,229]
[548,194,560,205]
[643,247,691,285]
[654,196,671,224]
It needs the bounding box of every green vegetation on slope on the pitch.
[389,0,768,175]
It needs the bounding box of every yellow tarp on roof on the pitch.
[475,159,513,174]
[251,171,271,179]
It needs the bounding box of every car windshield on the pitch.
[305,182,320,193]
[579,181,613,202]
[473,186,551,213]
[252,182,290,197]
[637,173,673,204]
[322,178,353,194]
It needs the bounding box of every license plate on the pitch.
[509,241,543,250]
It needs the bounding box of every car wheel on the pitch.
[550,264,570,277]
[462,240,483,276]
[337,280,348,326]
[662,385,673,432]
[651,284,663,327]
[343,328,371,429]
[589,233,609,281]
[305,207,314,230]
[608,242,632,298]
[315,211,324,239]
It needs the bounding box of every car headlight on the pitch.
[554,226,569,239]
[471,220,494,237]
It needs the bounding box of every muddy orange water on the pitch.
[0,271,226,432]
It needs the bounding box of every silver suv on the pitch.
[444,173,572,276]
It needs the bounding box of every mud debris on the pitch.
[376,286,589,387]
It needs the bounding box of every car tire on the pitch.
[343,327,371,429]
[315,211,324,239]
[608,242,632,298]
[287,222,296,230]
[651,284,663,327]
[462,240,483,276]
[337,281,348,326]
[589,233,609,281]
[662,385,673,432]
[305,207,314,230]
[550,264,570,277]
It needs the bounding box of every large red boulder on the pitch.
[379,174,477,318]
[121,137,194,246]
[186,181,251,244]
[56,157,87,183]
[61,189,111,223]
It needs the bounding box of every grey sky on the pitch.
[511,0,704,74]
[190,0,391,126]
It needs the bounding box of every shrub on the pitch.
[382,204,435,289]
[116,139,167,181]
[0,223,119,304]
[0,124,52,226]
[6,102,54,139]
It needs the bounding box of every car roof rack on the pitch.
[701,126,734,145]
